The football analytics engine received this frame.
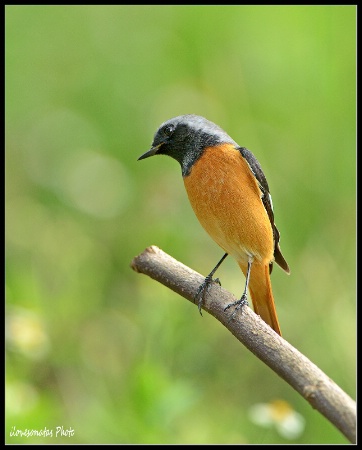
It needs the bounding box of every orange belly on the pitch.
[183,144,274,266]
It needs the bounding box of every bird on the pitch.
[138,114,290,335]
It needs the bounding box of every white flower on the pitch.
[6,308,50,360]
[248,399,305,440]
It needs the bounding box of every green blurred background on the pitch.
[5,5,356,444]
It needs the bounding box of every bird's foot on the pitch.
[194,275,221,316]
[224,294,249,322]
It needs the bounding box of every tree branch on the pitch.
[131,246,356,444]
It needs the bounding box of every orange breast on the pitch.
[183,144,274,265]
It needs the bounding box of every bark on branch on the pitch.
[131,246,356,444]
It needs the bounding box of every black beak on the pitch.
[138,143,162,161]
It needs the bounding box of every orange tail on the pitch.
[239,262,281,335]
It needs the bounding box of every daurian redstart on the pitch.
[138,114,290,335]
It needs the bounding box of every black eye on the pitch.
[163,124,175,137]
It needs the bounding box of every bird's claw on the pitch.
[214,277,221,286]
[194,275,221,316]
[224,294,249,323]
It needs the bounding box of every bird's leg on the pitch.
[224,260,251,321]
[195,253,228,316]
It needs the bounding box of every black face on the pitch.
[151,117,187,158]
[138,114,237,176]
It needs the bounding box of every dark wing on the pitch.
[238,147,290,274]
